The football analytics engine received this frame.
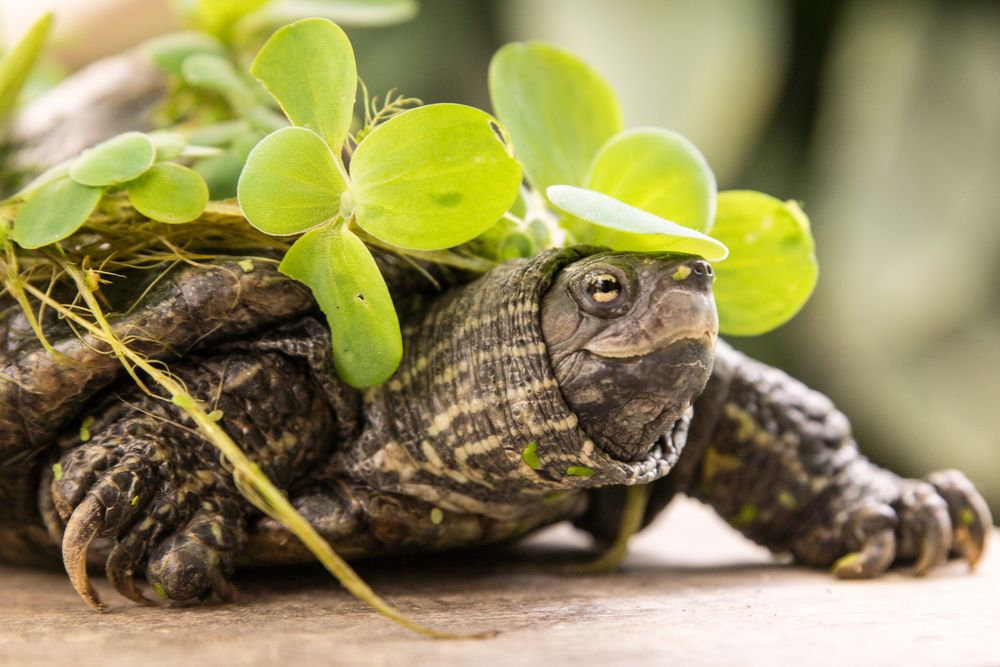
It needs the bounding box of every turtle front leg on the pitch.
[45,337,341,609]
[668,341,992,577]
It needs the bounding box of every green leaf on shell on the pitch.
[12,177,102,249]
[127,163,209,224]
[279,224,402,388]
[587,128,717,233]
[143,31,225,75]
[237,126,346,235]
[547,185,728,261]
[0,12,53,121]
[250,17,357,150]
[489,41,622,194]
[711,191,818,336]
[69,132,156,187]
[349,103,522,250]
[181,52,255,111]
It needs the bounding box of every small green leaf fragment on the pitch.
[547,185,728,261]
[429,508,444,525]
[542,491,566,504]
[712,191,819,336]
[181,53,255,111]
[587,127,717,233]
[250,18,357,150]
[732,503,758,526]
[0,12,54,121]
[69,132,156,187]
[238,258,255,272]
[127,163,209,224]
[143,31,225,75]
[672,265,692,282]
[79,416,95,442]
[566,466,594,477]
[152,582,169,600]
[521,443,541,470]
[777,490,797,509]
[207,409,224,422]
[131,495,140,506]
[12,177,103,249]
[489,41,622,194]
[350,104,522,250]
[237,126,346,235]
[51,463,63,482]
[959,507,976,527]
[279,224,401,387]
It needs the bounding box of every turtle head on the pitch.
[541,252,718,462]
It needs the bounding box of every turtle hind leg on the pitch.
[47,344,340,608]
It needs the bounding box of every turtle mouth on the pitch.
[599,406,692,485]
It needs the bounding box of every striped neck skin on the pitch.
[334,249,691,520]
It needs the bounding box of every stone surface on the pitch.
[1,498,996,667]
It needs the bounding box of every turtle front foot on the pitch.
[823,469,992,579]
[48,424,245,610]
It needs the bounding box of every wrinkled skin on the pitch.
[0,249,991,609]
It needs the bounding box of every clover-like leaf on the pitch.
[547,185,728,261]
[12,177,102,249]
[69,132,156,187]
[711,191,818,336]
[181,52,256,111]
[128,163,209,224]
[250,17,357,150]
[587,128,717,233]
[489,41,622,194]
[0,12,53,121]
[279,223,402,387]
[238,126,346,235]
[143,31,225,75]
[349,103,522,250]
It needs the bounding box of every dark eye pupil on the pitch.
[594,277,618,293]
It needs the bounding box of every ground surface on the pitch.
[1,497,997,667]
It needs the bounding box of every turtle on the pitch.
[0,244,992,611]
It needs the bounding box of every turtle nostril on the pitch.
[691,260,711,276]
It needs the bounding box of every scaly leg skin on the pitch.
[45,326,342,610]
[671,341,991,577]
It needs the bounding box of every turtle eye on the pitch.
[576,267,634,318]
[587,273,621,303]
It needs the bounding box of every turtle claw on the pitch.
[107,542,155,605]
[62,494,108,612]
[832,504,896,579]
[894,480,952,576]
[926,469,993,569]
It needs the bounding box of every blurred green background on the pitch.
[8,0,999,513]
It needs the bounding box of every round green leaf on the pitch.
[350,103,522,250]
[237,126,347,235]
[143,31,225,76]
[127,163,209,224]
[587,128,717,233]
[712,191,819,336]
[69,132,156,187]
[547,185,728,261]
[250,18,357,151]
[489,41,622,194]
[279,224,401,387]
[12,177,102,249]
[181,53,256,111]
